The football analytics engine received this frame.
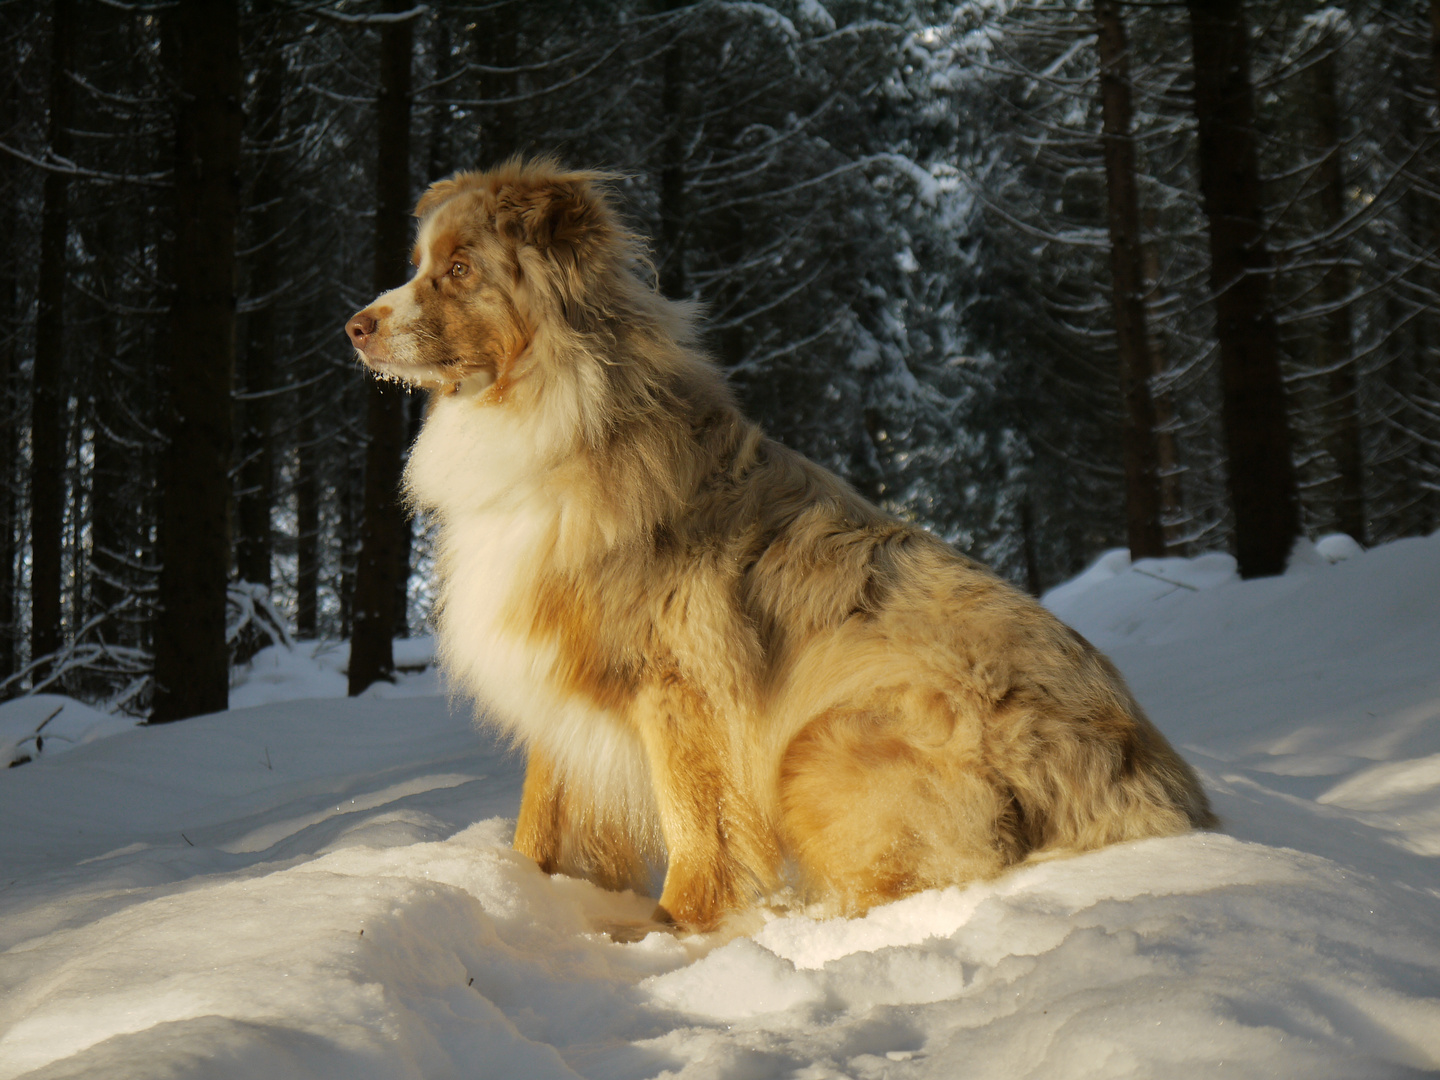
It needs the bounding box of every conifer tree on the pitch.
[1186,0,1300,578]
[30,0,74,667]
[349,0,417,696]
[152,0,242,722]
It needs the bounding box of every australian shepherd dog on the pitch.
[346,158,1216,932]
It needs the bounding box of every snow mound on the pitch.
[0,694,138,768]
[2,533,1438,1078]
[229,637,439,710]
[647,835,1439,1077]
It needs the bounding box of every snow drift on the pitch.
[1,533,1437,1078]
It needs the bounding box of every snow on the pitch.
[227,637,437,710]
[2,534,1439,1078]
[0,695,138,768]
[796,0,836,33]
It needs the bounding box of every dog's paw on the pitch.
[592,914,680,943]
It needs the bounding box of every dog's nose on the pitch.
[347,310,378,349]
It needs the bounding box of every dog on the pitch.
[346,157,1216,932]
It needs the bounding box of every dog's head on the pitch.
[345,158,625,396]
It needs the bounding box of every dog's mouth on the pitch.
[352,342,392,368]
[356,346,498,393]
[353,343,412,380]
[354,343,432,385]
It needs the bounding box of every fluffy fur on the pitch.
[346,157,1217,931]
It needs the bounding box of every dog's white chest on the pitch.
[411,394,651,809]
[409,393,560,721]
[433,505,651,808]
[436,506,558,726]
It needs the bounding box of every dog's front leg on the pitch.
[514,747,565,875]
[636,683,768,931]
[514,745,655,895]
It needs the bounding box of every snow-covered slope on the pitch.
[1,535,1437,1079]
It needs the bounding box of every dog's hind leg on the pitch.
[778,702,1017,915]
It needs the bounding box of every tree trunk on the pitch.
[1141,207,1185,552]
[1309,39,1363,544]
[1095,0,1166,560]
[235,4,285,590]
[295,402,319,639]
[90,371,131,619]
[338,431,360,638]
[715,209,747,368]
[1185,0,1300,578]
[0,19,20,685]
[474,3,519,164]
[1421,0,1440,533]
[88,206,130,625]
[427,16,455,181]
[31,0,76,666]
[0,248,14,687]
[1430,0,1440,109]
[658,12,687,298]
[151,0,242,722]
[1381,54,1430,540]
[395,392,423,639]
[348,3,415,695]
[1020,497,1041,597]
[67,399,85,641]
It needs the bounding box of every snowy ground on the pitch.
[1,533,1438,1079]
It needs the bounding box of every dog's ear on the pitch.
[495,177,609,268]
[414,172,475,219]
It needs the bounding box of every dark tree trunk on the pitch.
[338,431,360,639]
[31,0,76,666]
[0,20,19,685]
[1381,44,1430,541]
[151,0,242,722]
[1309,40,1363,544]
[1141,209,1185,552]
[295,401,319,639]
[88,207,132,625]
[1421,0,1440,534]
[67,397,85,638]
[235,6,285,590]
[348,3,414,695]
[658,4,687,299]
[394,392,424,639]
[1095,0,1166,560]
[0,236,14,686]
[1020,497,1041,597]
[1185,0,1300,578]
[715,209,746,368]
[1430,0,1440,108]
[90,375,130,619]
[474,3,519,164]
[427,16,455,181]
[348,394,407,688]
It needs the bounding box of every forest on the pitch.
[0,0,1436,722]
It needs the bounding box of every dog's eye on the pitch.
[448,262,468,279]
